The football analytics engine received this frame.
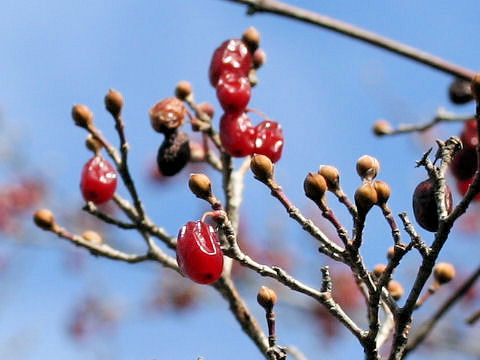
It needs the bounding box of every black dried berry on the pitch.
[448,78,473,105]
[157,130,190,176]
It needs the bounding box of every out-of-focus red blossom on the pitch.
[148,277,200,313]
[0,177,45,234]
[67,296,119,341]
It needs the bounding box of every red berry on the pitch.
[80,156,117,204]
[450,147,477,180]
[209,39,252,86]
[176,221,224,284]
[254,120,284,163]
[412,179,453,232]
[220,112,256,157]
[216,72,251,113]
[456,177,480,200]
[460,119,478,149]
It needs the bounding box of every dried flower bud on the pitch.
[197,102,214,119]
[373,119,393,136]
[387,246,395,260]
[104,89,123,116]
[33,209,56,231]
[175,81,193,100]
[189,173,212,200]
[72,104,93,128]
[82,230,103,245]
[157,130,191,176]
[304,173,327,201]
[449,78,473,105]
[433,262,456,285]
[374,180,390,204]
[373,264,387,277]
[242,27,260,52]
[85,134,103,153]
[150,97,187,133]
[388,280,404,300]
[252,48,267,69]
[355,183,378,215]
[257,285,277,311]
[318,165,340,191]
[471,73,480,101]
[250,154,274,183]
[356,155,380,181]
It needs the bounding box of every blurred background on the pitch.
[0,0,479,359]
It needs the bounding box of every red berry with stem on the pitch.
[220,112,256,157]
[412,179,453,232]
[80,156,117,204]
[209,39,252,86]
[216,72,251,113]
[254,120,284,163]
[176,221,224,284]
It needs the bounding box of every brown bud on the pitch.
[150,97,187,133]
[252,48,267,69]
[104,89,123,116]
[82,230,103,245]
[251,154,274,183]
[373,119,393,136]
[355,183,378,215]
[373,264,387,277]
[257,285,277,311]
[318,165,340,191]
[304,173,327,201]
[433,262,456,285]
[242,27,260,52]
[33,209,56,231]
[175,81,193,100]
[72,104,93,128]
[356,155,380,181]
[471,72,480,101]
[189,173,212,200]
[373,180,390,204]
[387,246,395,260]
[85,134,103,153]
[388,280,404,300]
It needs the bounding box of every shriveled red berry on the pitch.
[216,72,251,113]
[80,156,117,204]
[176,221,224,284]
[220,112,256,157]
[209,39,252,86]
[450,147,477,180]
[254,120,284,163]
[412,179,453,232]
[456,177,480,200]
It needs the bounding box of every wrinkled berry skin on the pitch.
[209,39,252,86]
[220,112,256,157]
[176,221,224,284]
[157,131,190,176]
[413,179,453,232]
[80,156,117,204]
[254,120,284,163]
[216,72,251,113]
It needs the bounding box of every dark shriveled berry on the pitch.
[412,179,453,232]
[157,131,191,176]
[448,78,473,105]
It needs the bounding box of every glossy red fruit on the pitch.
[412,179,453,232]
[216,72,251,113]
[176,221,224,284]
[209,39,252,86]
[220,112,256,157]
[450,147,477,180]
[460,119,478,149]
[254,120,284,163]
[456,177,480,200]
[80,156,117,204]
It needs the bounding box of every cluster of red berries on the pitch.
[210,29,284,162]
[451,119,480,200]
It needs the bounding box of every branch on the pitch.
[222,0,475,80]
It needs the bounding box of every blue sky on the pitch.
[0,1,479,359]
